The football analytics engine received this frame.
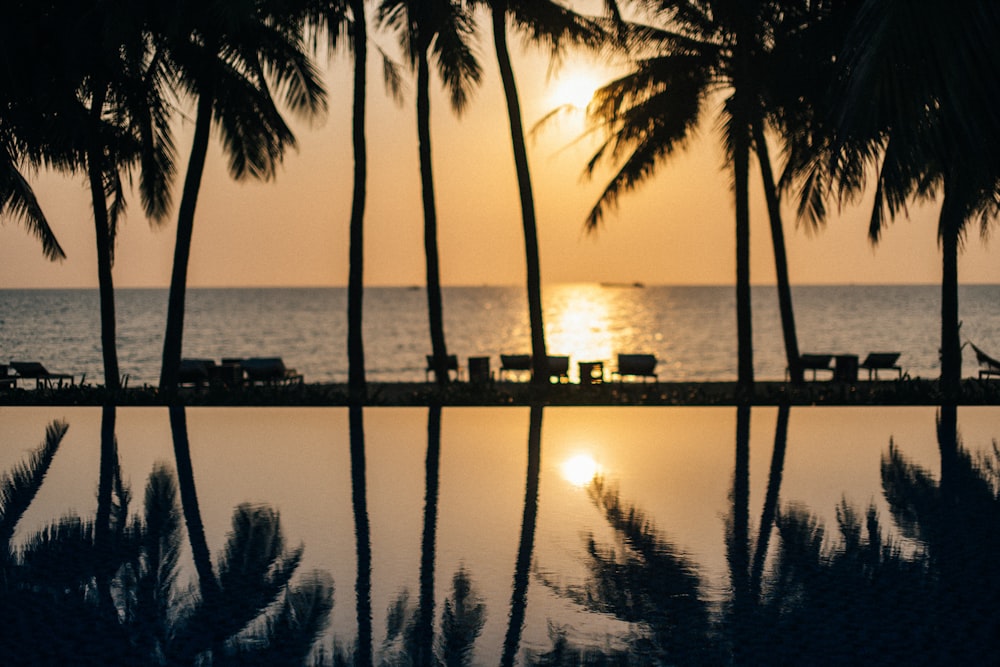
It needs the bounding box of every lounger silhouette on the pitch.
[788,354,834,381]
[425,354,460,382]
[9,361,78,389]
[498,354,532,382]
[242,357,303,386]
[177,358,216,388]
[970,343,1000,380]
[611,354,658,383]
[859,352,903,380]
[546,355,570,383]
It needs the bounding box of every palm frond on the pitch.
[0,149,67,260]
[0,420,69,549]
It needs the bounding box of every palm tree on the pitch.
[36,0,175,393]
[348,404,374,666]
[158,0,326,394]
[581,2,760,396]
[472,2,610,385]
[820,0,1000,402]
[378,0,482,386]
[582,1,841,394]
[500,404,542,666]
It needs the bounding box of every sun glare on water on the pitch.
[561,453,601,487]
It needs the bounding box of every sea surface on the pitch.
[2,284,999,385]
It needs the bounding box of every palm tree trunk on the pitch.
[94,404,118,618]
[87,85,121,392]
[939,190,962,403]
[414,405,442,666]
[349,405,373,667]
[159,92,214,393]
[490,9,548,386]
[501,405,542,667]
[169,406,220,600]
[417,50,450,386]
[753,121,802,384]
[751,404,789,598]
[347,0,368,403]
[734,123,754,399]
[728,405,752,662]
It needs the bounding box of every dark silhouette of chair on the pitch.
[178,358,216,388]
[0,364,16,391]
[467,356,492,383]
[859,352,902,380]
[499,354,532,382]
[242,357,303,386]
[425,354,460,382]
[970,343,1000,380]
[611,354,658,383]
[788,354,834,381]
[9,361,78,389]
[546,355,570,383]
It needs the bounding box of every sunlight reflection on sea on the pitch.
[1,284,998,385]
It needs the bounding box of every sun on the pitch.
[561,453,601,487]
[549,71,602,111]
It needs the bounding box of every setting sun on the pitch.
[561,453,601,486]
[549,71,602,111]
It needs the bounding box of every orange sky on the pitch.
[1,9,996,289]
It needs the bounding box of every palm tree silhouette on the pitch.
[500,404,542,666]
[349,404,374,666]
[828,2,1000,401]
[534,471,715,662]
[19,1,176,392]
[168,405,333,664]
[158,0,326,393]
[583,1,841,394]
[378,0,482,386]
[472,2,609,385]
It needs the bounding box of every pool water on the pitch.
[1,406,998,665]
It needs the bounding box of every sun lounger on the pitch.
[788,354,834,381]
[0,364,16,391]
[970,343,1000,380]
[611,354,658,383]
[241,357,303,386]
[467,356,493,383]
[499,354,532,382]
[9,361,78,389]
[425,354,461,382]
[546,355,570,383]
[859,352,903,380]
[178,358,216,388]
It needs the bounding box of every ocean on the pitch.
[2,284,999,386]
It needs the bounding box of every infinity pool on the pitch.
[2,406,998,665]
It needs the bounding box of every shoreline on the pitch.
[2,378,1000,407]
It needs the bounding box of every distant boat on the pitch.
[600,281,645,288]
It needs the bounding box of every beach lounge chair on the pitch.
[425,354,460,382]
[9,361,77,389]
[611,354,658,383]
[467,356,493,383]
[242,357,303,386]
[788,354,834,381]
[499,354,532,382]
[859,352,903,380]
[970,343,1000,380]
[0,364,16,391]
[178,358,216,388]
[546,355,571,383]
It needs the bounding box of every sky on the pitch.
[1,8,997,289]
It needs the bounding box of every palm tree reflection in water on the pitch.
[0,410,333,665]
[379,406,487,666]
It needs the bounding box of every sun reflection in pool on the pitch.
[561,453,601,487]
